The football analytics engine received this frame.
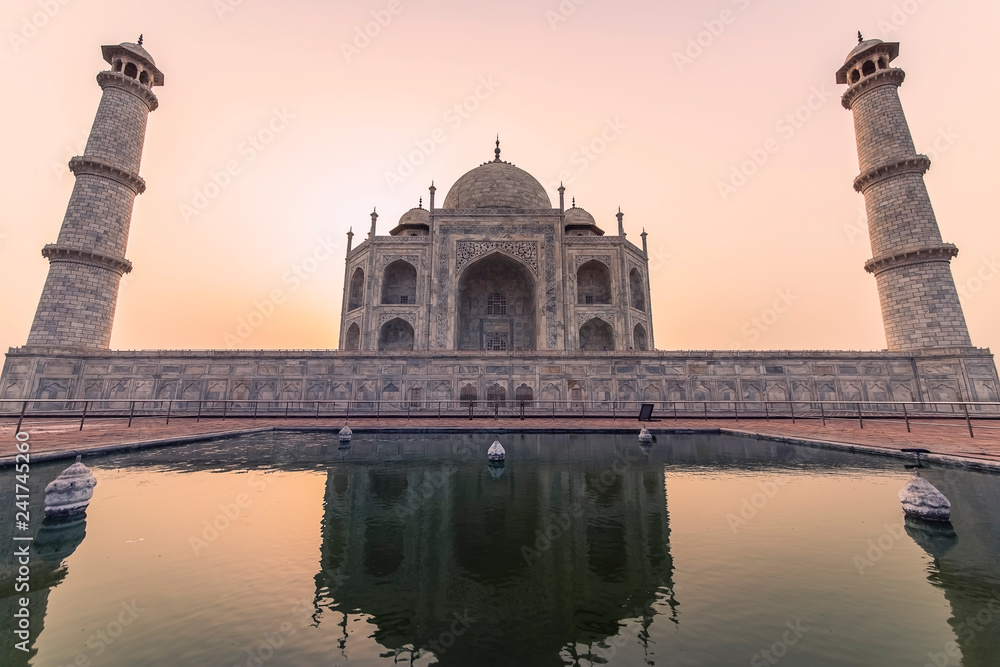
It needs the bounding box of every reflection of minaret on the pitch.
[0,475,88,661]
[312,435,677,665]
[913,469,1000,665]
[26,38,163,349]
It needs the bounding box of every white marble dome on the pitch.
[564,206,596,226]
[398,207,430,226]
[442,161,552,210]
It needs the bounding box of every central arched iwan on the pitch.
[457,253,537,351]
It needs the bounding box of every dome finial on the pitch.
[418,196,423,209]
[857,31,863,44]
[494,135,501,162]
[138,34,144,46]
[572,197,576,208]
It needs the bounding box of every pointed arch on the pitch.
[348,267,365,311]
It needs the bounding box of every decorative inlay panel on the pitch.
[378,254,420,270]
[575,255,612,270]
[377,311,417,329]
[456,241,538,275]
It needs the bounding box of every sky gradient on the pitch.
[1,0,997,354]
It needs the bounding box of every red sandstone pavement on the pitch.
[2,414,999,469]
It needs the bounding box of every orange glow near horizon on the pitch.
[1,0,997,354]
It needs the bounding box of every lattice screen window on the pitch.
[399,295,408,304]
[487,292,507,315]
[485,332,509,351]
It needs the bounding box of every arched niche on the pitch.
[344,323,360,351]
[633,323,648,351]
[580,318,615,351]
[457,253,536,351]
[381,260,417,305]
[577,260,612,305]
[378,318,414,351]
[629,269,645,311]
[348,268,365,311]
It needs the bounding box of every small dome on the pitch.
[398,207,429,226]
[443,161,552,210]
[845,39,885,63]
[564,206,596,226]
[120,41,156,65]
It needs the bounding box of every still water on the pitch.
[2,432,999,666]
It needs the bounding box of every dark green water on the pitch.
[2,432,999,666]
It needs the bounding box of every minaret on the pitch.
[837,38,971,351]
[26,39,163,349]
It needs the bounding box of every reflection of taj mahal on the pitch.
[340,140,653,353]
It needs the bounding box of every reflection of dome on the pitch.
[389,205,430,236]
[443,161,552,210]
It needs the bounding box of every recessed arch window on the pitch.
[487,292,507,315]
[124,62,138,79]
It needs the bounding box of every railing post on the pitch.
[902,403,910,433]
[79,400,88,431]
[520,401,525,421]
[128,400,135,428]
[704,401,708,421]
[820,403,826,427]
[407,400,411,420]
[166,399,172,425]
[16,400,27,435]
[197,400,203,423]
[856,403,863,429]
[316,401,320,420]
[764,401,769,422]
[376,400,380,421]
[790,401,795,424]
[222,399,227,421]
[674,403,678,421]
[612,400,616,421]
[438,401,441,419]
[253,400,258,421]
[964,403,974,438]
[734,401,739,421]
[285,401,289,420]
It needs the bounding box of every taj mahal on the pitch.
[0,37,997,408]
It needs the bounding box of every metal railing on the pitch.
[2,398,998,438]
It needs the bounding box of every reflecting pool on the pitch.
[2,432,999,666]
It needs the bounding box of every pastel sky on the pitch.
[1,0,997,354]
